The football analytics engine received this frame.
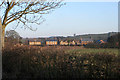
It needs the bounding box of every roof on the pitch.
[81,38,93,41]
[60,40,69,42]
[96,40,107,43]
[28,39,42,42]
[46,40,57,41]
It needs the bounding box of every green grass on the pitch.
[67,48,119,56]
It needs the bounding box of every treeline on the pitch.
[85,33,120,48]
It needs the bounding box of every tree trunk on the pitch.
[0,18,2,79]
[2,30,5,48]
[2,25,5,48]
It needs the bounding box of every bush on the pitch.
[2,46,120,79]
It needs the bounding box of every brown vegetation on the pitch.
[2,45,120,79]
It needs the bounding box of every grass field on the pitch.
[2,45,120,79]
[67,48,119,55]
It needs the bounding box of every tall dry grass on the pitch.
[2,45,120,79]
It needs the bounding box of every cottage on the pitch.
[96,40,106,44]
[46,40,58,46]
[81,38,93,45]
[29,39,42,46]
[76,40,81,46]
[60,40,68,46]
[69,40,76,46]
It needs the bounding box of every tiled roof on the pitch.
[81,38,93,41]
[96,40,107,42]
[28,39,42,42]
[46,40,57,41]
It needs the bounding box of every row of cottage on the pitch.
[28,38,94,46]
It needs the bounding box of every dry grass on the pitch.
[2,45,120,79]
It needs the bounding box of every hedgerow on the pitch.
[2,46,120,79]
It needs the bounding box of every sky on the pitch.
[6,2,118,38]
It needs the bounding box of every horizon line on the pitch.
[22,31,118,38]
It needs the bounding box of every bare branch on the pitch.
[0,0,64,30]
[0,1,5,7]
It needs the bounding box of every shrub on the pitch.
[2,46,120,79]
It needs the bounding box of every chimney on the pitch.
[74,34,76,37]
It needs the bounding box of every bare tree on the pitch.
[0,0,64,47]
[5,30,20,38]
[5,30,21,45]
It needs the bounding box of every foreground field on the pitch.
[2,46,120,79]
[67,48,119,55]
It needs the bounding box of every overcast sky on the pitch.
[6,2,118,38]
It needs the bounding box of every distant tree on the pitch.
[5,30,20,39]
[107,33,119,48]
[0,0,64,48]
[67,39,70,46]
[85,33,120,48]
[19,37,23,44]
[5,30,21,45]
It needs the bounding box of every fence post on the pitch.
[0,18,2,80]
